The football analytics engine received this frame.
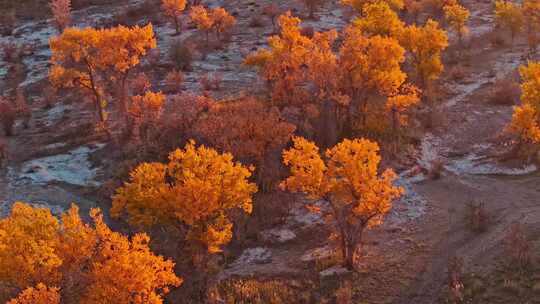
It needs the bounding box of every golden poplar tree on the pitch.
[443,3,470,46]
[161,0,187,34]
[338,25,407,129]
[495,0,524,45]
[281,137,403,269]
[399,20,448,91]
[352,1,405,37]
[112,140,258,253]
[244,12,314,105]
[523,0,540,52]
[341,0,404,13]
[507,61,540,146]
[49,24,156,125]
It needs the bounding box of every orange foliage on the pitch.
[49,24,156,123]
[112,140,257,253]
[399,20,448,89]
[281,137,403,269]
[507,61,540,145]
[495,0,524,44]
[161,0,187,34]
[341,0,404,12]
[338,25,406,128]
[7,284,60,304]
[352,1,405,37]
[195,97,296,183]
[443,3,470,44]
[190,5,236,42]
[0,202,181,303]
[245,12,330,105]
[523,0,540,52]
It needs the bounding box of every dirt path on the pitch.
[395,1,540,302]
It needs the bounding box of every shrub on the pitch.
[490,78,520,105]
[504,222,531,270]
[42,86,57,109]
[428,158,445,180]
[262,4,280,31]
[0,10,16,36]
[169,39,194,71]
[15,88,31,129]
[335,282,352,304]
[164,69,184,93]
[130,72,152,96]
[0,99,16,136]
[199,72,222,91]
[466,201,489,233]
[249,15,265,28]
[1,42,23,63]
[300,25,314,38]
[50,0,72,32]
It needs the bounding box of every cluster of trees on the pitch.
[245,5,448,146]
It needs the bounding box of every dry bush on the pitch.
[0,99,16,136]
[1,42,23,63]
[169,39,194,71]
[199,72,222,91]
[300,25,314,38]
[504,222,531,270]
[262,4,280,31]
[428,158,445,179]
[335,282,352,304]
[42,86,57,109]
[146,48,161,66]
[215,279,305,304]
[0,10,16,36]
[490,30,507,48]
[130,72,152,95]
[164,69,184,93]
[0,137,7,167]
[50,0,72,32]
[15,88,30,129]
[249,14,265,28]
[490,78,520,105]
[448,65,467,81]
[466,201,489,233]
[446,256,465,303]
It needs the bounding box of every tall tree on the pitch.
[281,137,403,269]
[399,20,448,94]
[507,61,540,147]
[161,0,187,34]
[49,24,156,126]
[443,3,470,46]
[495,0,524,45]
[112,141,258,254]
